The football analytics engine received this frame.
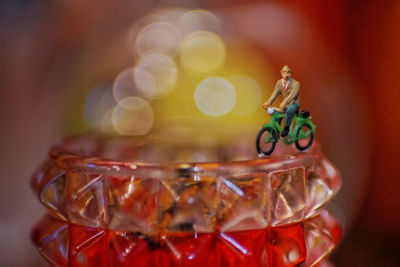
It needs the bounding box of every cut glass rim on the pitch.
[48,134,326,177]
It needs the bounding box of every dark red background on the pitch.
[1,0,399,266]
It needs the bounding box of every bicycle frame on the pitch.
[262,111,316,144]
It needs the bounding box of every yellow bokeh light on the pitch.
[179,31,226,74]
[194,77,236,116]
[177,9,221,35]
[134,53,177,99]
[228,75,262,115]
[136,22,181,57]
[112,96,154,136]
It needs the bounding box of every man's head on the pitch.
[280,65,292,81]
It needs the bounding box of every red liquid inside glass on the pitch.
[45,222,305,267]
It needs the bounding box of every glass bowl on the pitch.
[31,135,341,267]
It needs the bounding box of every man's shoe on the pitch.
[281,126,289,137]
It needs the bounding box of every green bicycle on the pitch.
[256,107,316,156]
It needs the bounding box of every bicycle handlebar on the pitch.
[266,107,283,115]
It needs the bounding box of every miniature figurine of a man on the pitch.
[262,65,300,137]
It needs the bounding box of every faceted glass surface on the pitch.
[33,210,340,267]
[218,174,267,232]
[109,175,159,233]
[33,160,68,221]
[159,175,218,233]
[268,167,306,226]
[31,215,69,267]
[31,137,342,266]
[67,171,108,228]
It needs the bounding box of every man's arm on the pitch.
[264,81,281,106]
[282,81,300,106]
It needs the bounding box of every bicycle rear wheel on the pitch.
[256,127,278,156]
[295,124,314,151]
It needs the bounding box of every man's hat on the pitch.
[281,65,292,72]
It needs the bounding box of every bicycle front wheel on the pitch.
[295,124,314,151]
[256,127,278,156]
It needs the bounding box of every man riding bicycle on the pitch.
[262,65,300,137]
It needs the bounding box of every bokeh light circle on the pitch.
[194,77,236,116]
[112,68,141,104]
[177,9,221,34]
[84,84,115,129]
[228,75,262,115]
[149,8,186,25]
[112,96,154,136]
[136,22,181,57]
[134,53,177,99]
[179,31,226,73]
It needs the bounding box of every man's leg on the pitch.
[275,117,284,126]
[281,103,299,137]
[274,107,288,127]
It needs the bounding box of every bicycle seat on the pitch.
[298,110,310,118]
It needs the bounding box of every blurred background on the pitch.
[1,0,399,266]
